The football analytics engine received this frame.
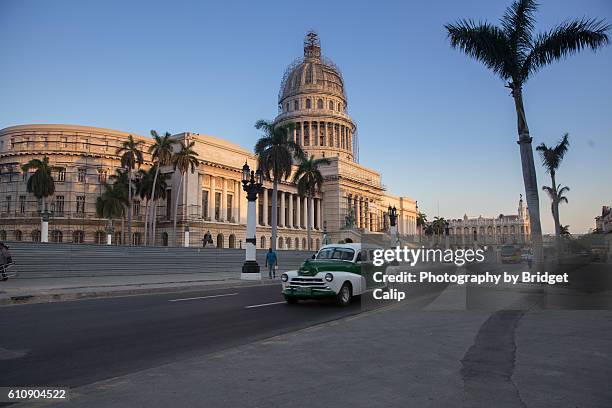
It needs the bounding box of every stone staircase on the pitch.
[4,242,314,279]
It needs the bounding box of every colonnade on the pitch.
[291,121,353,152]
[260,188,322,230]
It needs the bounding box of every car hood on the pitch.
[298,259,355,276]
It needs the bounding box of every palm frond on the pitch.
[501,0,537,57]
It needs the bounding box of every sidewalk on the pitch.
[0,273,279,305]
[22,304,612,408]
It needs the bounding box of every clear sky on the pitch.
[1,0,610,234]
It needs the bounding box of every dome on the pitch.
[278,32,346,103]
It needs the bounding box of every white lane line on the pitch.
[169,293,238,302]
[244,301,286,309]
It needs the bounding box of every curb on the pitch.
[0,279,281,306]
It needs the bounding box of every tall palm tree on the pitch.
[135,168,152,245]
[148,131,176,245]
[96,182,127,243]
[21,156,63,242]
[116,135,144,246]
[416,212,428,242]
[432,216,447,244]
[109,168,130,245]
[255,120,304,251]
[542,183,569,239]
[293,155,330,251]
[445,0,609,265]
[171,140,199,246]
[560,224,571,236]
[536,133,570,243]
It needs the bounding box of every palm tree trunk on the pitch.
[152,200,158,246]
[513,89,543,266]
[121,214,125,245]
[149,165,160,245]
[172,173,184,247]
[127,167,133,246]
[306,195,312,251]
[271,178,279,251]
[143,200,149,246]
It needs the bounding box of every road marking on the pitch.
[168,293,238,302]
[244,301,286,309]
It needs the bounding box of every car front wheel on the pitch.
[335,283,352,307]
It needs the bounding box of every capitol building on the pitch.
[0,33,417,249]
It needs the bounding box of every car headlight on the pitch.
[325,273,333,282]
[281,273,288,282]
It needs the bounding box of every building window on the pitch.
[56,169,66,182]
[15,230,23,241]
[5,195,11,213]
[55,196,64,214]
[10,138,15,149]
[260,236,266,249]
[329,101,334,110]
[202,190,209,219]
[73,230,84,243]
[294,100,299,110]
[19,195,26,214]
[132,232,142,246]
[227,194,233,222]
[317,99,323,109]
[0,230,5,241]
[52,230,63,243]
[82,138,89,150]
[216,233,224,248]
[78,168,86,182]
[76,195,85,214]
[306,99,312,109]
[215,192,221,221]
[32,230,41,242]
[114,231,122,245]
[43,137,48,148]
[95,231,105,244]
[229,234,236,249]
[98,170,107,183]
[285,103,289,112]
[61,137,68,148]
[133,200,140,216]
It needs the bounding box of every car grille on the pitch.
[289,277,327,289]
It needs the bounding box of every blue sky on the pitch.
[1,0,610,233]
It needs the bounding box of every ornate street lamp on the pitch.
[241,162,264,279]
[388,205,399,246]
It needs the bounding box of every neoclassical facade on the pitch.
[0,32,417,249]
[445,196,531,247]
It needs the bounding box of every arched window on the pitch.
[52,230,63,243]
[329,101,334,110]
[95,231,105,244]
[285,103,289,112]
[114,231,122,245]
[306,99,311,109]
[286,237,291,249]
[216,233,224,248]
[294,100,299,110]
[32,230,41,242]
[309,238,313,250]
[229,234,236,249]
[162,232,169,247]
[73,230,84,244]
[317,99,323,109]
[315,238,320,249]
[14,230,22,241]
[260,236,266,249]
[0,230,6,240]
[278,237,283,249]
[295,237,299,249]
[302,238,307,250]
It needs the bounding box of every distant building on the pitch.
[595,206,612,233]
[446,195,531,247]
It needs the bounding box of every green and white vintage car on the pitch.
[281,243,388,306]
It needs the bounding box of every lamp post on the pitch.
[184,225,190,248]
[388,205,399,246]
[41,209,50,243]
[106,219,114,245]
[241,162,264,280]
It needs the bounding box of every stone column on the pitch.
[296,194,301,228]
[308,197,314,230]
[300,122,304,146]
[234,179,240,223]
[262,187,268,226]
[288,193,293,228]
[208,175,215,221]
[303,196,309,229]
[221,177,227,222]
[317,198,322,230]
[280,191,286,227]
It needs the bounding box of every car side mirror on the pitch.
[311,254,316,259]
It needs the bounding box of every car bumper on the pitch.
[282,287,337,299]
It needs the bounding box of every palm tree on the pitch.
[536,133,570,244]
[432,216,447,244]
[560,224,571,236]
[109,168,130,245]
[148,131,176,245]
[21,156,63,243]
[255,119,305,251]
[293,155,331,251]
[116,135,144,246]
[96,182,127,244]
[135,168,152,245]
[171,140,199,246]
[416,212,428,242]
[542,184,569,243]
[445,0,609,265]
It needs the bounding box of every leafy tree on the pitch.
[293,155,331,251]
[445,0,609,265]
[116,135,144,245]
[148,131,176,245]
[96,182,127,242]
[255,119,304,251]
[537,133,570,244]
[171,140,199,246]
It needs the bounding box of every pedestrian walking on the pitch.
[265,248,278,279]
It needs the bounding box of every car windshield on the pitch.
[316,247,355,261]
